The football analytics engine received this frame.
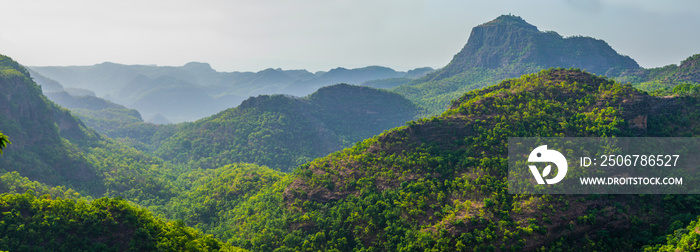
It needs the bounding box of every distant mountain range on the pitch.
[29,63,433,123]
[111,84,420,172]
[26,68,146,134]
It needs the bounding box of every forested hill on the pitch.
[0,55,101,192]
[205,69,700,251]
[27,68,147,136]
[0,54,186,206]
[151,83,420,172]
[394,15,641,115]
[0,54,252,250]
[0,192,242,251]
[5,52,700,250]
[616,53,700,91]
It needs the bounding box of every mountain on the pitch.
[116,74,228,123]
[177,69,700,251]
[0,55,100,191]
[26,67,63,92]
[150,84,420,172]
[26,69,147,141]
[616,53,700,91]
[437,15,638,78]
[281,66,422,96]
[30,63,432,123]
[359,67,436,89]
[394,15,640,115]
[0,56,243,250]
[5,54,700,250]
[0,54,184,206]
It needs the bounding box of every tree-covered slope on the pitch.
[616,54,700,91]
[0,54,101,192]
[27,67,148,142]
[0,192,243,252]
[651,216,700,252]
[0,54,181,205]
[159,163,285,237]
[1,54,247,250]
[306,84,421,145]
[203,69,700,251]
[152,84,419,172]
[394,15,640,116]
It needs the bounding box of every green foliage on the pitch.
[0,192,242,251]
[37,78,151,139]
[204,69,700,251]
[650,216,700,252]
[395,66,541,116]
[0,54,100,191]
[6,46,700,251]
[307,84,421,145]
[0,54,183,206]
[0,54,249,249]
[648,83,700,97]
[616,54,700,92]
[0,171,85,200]
[152,84,419,172]
[70,107,144,135]
[0,55,31,80]
[154,94,339,172]
[161,163,283,233]
[0,131,9,154]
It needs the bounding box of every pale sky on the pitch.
[1,0,699,72]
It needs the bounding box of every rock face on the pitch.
[432,15,640,81]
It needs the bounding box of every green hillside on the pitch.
[0,192,242,251]
[5,50,700,251]
[189,69,700,251]
[3,15,700,250]
[152,84,419,172]
[0,55,101,192]
[616,54,700,91]
[0,54,182,206]
[651,216,700,251]
[0,54,248,250]
[28,68,148,142]
[160,163,284,237]
[394,15,640,116]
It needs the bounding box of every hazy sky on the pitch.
[1,0,699,72]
